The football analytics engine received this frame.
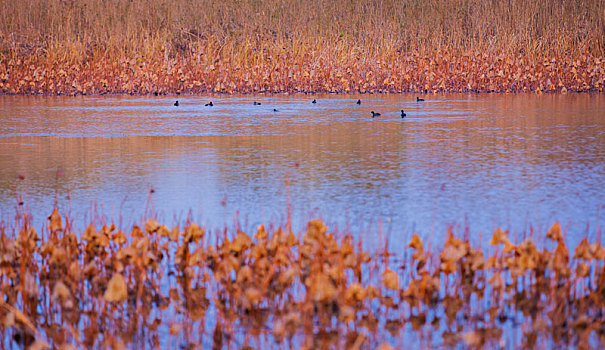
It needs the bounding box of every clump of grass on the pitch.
[1,207,605,348]
[0,0,604,94]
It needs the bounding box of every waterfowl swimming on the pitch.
[205,101,214,106]
[273,109,279,112]
[356,99,361,105]
[174,100,179,106]
[371,111,381,118]
[401,110,406,118]
[416,97,425,102]
[312,99,317,104]
[253,101,261,105]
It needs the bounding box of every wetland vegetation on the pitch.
[2,207,605,348]
[0,0,604,95]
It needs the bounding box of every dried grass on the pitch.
[0,0,604,94]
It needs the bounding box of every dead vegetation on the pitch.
[0,0,604,94]
[2,207,605,348]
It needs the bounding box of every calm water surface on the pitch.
[0,94,604,248]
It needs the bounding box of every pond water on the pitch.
[1,93,604,248]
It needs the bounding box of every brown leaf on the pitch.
[104,273,128,303]
[546,222,563,242]
[382,268,399,291]
[48,208,63,232]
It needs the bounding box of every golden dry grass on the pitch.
[0,0,604,94]
[2,207,605,348]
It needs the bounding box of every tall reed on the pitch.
[0,0,603,94]
[2,0,603,59]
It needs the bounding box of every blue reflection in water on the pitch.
[0,93,604,252]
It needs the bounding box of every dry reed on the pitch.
[0,0,604,94]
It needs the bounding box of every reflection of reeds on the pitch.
[0,0,603,94]
[2,208,605,348]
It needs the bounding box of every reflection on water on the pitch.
[0,94,604,248]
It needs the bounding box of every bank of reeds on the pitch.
[2,206,605,348]
[1,0,604,94]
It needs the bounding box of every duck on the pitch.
[371,111,381,118]
[273,109,279,112]
[356,99,361,105]
[312,99,317,104]
[401,110,406,118]
[253,101,261,105]
[416,97,425,102]
[174,100,179,106]
[205,101,214,106]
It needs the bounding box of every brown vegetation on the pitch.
[0,0,604,95]
[2,207,605,348]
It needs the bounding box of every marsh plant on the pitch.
[1,206,605,349]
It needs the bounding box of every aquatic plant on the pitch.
[0,0,603,95]
[1,207,605,348]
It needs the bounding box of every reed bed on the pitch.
[0,0,604,94]
[1,206,605,349]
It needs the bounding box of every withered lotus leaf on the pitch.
[255,224,268,240]
[502,242,516,254]
[3,212,605,347]
[470,250,485,270]
[489,228,510,246]
[408,233,423,250]
[286,231,298,246]
[365,285,381,300]
[590,242,605,260]
[546,222,563,242]
[307,272,336,302]
[48,208,63,232]
[231,231,252,253]
[573,238,592,260]
[104,273,128,302]
[553,241,570,268]
[82,225,96,242]
[344,283,367,304]
[131,225,143,238]
[51,281,71,301]
[135,236,150,252]
[440,244,466,264]
[188,248,205,267]
[382,268,399,291]
[306,219,328,241]
[236,265,253,284]
[49,247,67,266]
[576,262,590,278]
[440,260,457,275]
[144,219,160,234]
[158,224,170,237]
[278,266,298,286]
[245,287,262,306]
[340,305,356,322]
[184,223,204,244]
[112,230,127,245]
[169,226,180,241]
